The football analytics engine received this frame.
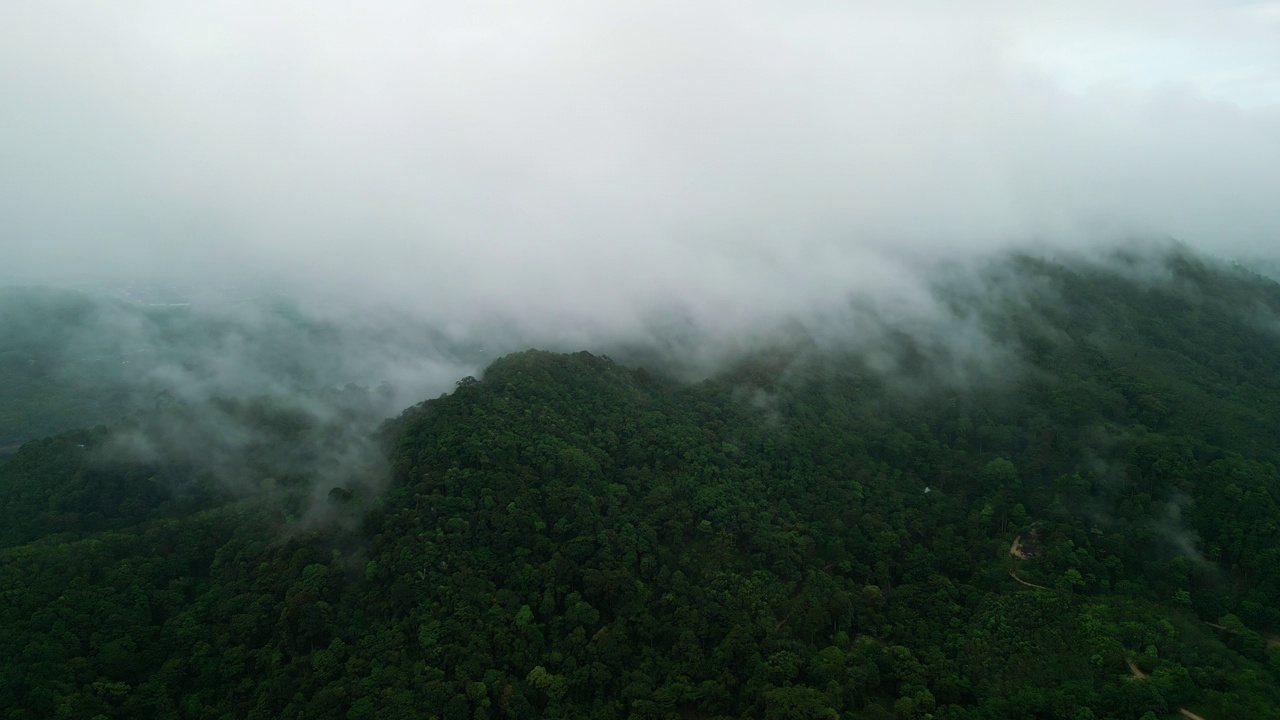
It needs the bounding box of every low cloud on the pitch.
[0,1,1276,353]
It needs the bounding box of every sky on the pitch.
[1,0,1278,342]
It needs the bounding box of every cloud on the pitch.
[1,1,1277,344]
[69,296,484,414]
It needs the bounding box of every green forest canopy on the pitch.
[2,248,1280,719]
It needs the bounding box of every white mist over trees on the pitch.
[0,1,1277,348]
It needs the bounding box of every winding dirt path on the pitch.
[1129,657,1208,720]
[1009,570,1048,589]
[1004,539,1212,718]
[1205,621,1280,648]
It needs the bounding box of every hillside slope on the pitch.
[2,249,1279,719]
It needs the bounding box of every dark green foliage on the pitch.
[0,386,386,549]
[2,248,1280,718]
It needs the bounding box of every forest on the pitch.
[2,247,1280,719]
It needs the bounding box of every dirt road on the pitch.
[1206,621,1280,649]
[1009,570,1048,589]
[1129,657,1207,719]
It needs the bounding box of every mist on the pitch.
[1,1,1277,353]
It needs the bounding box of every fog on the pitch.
[2,1,1277,345]
[3,4,1278,552]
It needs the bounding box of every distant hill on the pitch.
[0,287,485,452]
[0,286,135,450]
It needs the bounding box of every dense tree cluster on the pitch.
[2,249,1279,719]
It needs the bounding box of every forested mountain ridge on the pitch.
[0,286,481,454]
[2,249,1280,719]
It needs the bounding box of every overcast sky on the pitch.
[2,1,1278,338]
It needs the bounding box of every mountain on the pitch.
[0,286,486,454]
[2,248,1279,719]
